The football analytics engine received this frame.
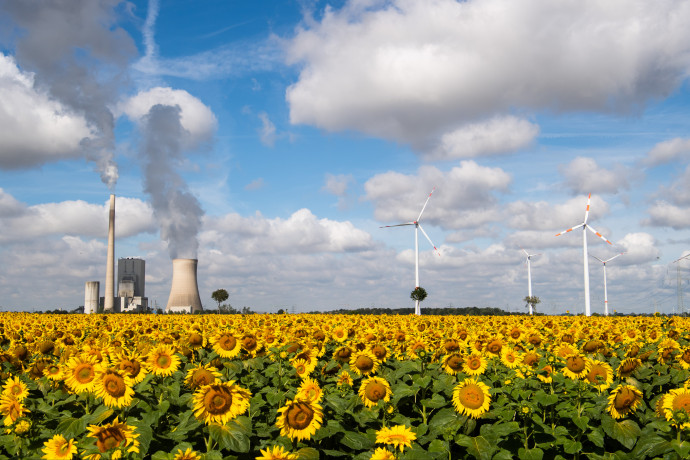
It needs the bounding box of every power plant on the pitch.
[166,258,203,313]
[117,257,148,312]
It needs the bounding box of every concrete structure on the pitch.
[166,258,203,313]
[84,281,100,314]
[104,194,116,312]
[117,257,147,313]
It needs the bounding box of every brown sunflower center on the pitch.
[458,385,484,409]
[103,373,126,397]
[96,427,126,452]
[466,357,482,370]
[371,346,387,360]
[75,364,95,383]
[672,393,690,412]
[192,369,215,387]
[188,333,203,347]
[119,359,141,378]
[242,335,258,351]
[614,388,638,411]
[203,387,232,415]
[486,341,502,354]
[446,354,464,370]
[587,365,606,384]
[286,402,314,430]
[334,347,352,362]
[156,354,172,369]
[566,356,586,373]
[354,356,374,372]
[218,335,237,351]
[364,382,387,402]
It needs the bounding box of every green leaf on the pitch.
[602,418,641,450]
[632,433,671,458]
[84,405,114,425]
[493,449,516,460]
[572,415,590,432]
[587,427,605,448]
[533,391,558,407]
[428,408,459,430]
[57,417,87,440]
[562,439,582,455]
[670,440,690,459]
[340,431,374,450]
[456,434,495,460]
[321,450,349,457]
[480,421,520,444]
[204,452,224,460]
[150,451,171,460]
[518,447,544,460]
[428,439,449,453]
[420,392,446,409]
[131,421,153,457]
[208,423,250,453]
[296,447,319,460]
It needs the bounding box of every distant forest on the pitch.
[311,306,517,316]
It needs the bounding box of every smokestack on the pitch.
[104,194,115,312]
[166,258,203,313]
[84,281,100,314]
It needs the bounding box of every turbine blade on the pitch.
[418,224,441,256]
[417,187,436,222]
[555,223,584,236]
[521,247,529,256]
[590,254,604,263]
[605,252,625,263]
[380,222,415,228]
[583,193,592,224]
[586,224,613,245]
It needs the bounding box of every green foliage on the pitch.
[211,289,229,309]
[410,287,428,302]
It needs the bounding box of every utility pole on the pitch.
[673,254,690,315]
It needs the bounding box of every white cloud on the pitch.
[559,157,630,194]
[258,112,277,147]
[364,162,511,229]
[322,173,353,196]
[245,178,265,191]
[644,137,690,166]
[506,195,611,232]
[613,232,659,264]
[429,116,539,160]
[0,54,96,168]
[643,201,690,229]
[116,87,217,148]
[286,0,690,149]
[0,193,157,244]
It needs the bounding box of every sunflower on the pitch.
[442,353,465,375]
[349,350,380,376]
[112,352,147,384]
[616,358,642,378]
[333,346,353,363]
[585,360,613,391]
[336,370,353,387]
[331,326,348,343]
[192,381,252,425]
[369,447,396,460]
[296,378,323,403]
[452,378,491,419]
[677,348,690,370]
[358,376,392,408]
[276,398,323,441]
[184,363,222,390]
[607,385,643,419]
[375,425,416,452]
[661,387,690,429]
[485,337,503,355]
[554,344,578,359]
[0,394,29,426]
[212,332,242,359]
[500,348,521,369]
[93,368,134,408]
[562,354,591,380]
[64,355,101,394]
[43,361,64,381]
[463,353,488,376]
[42,434,77,460]
[255,445,298,460]
[83,417,139,460]
[291,359,312,379]
[2,376,29,401]
[369,344,389,362]
[186,331,206,350]
[173,447,202,460]
[537,365,553,384]
[147,344,181,377]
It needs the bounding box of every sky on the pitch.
[1,0,690,315]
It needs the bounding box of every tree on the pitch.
[410,287,428,303]
[524,296,541,313]
[211,289,229,310]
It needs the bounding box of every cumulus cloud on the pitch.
[286,0,690,150]
[365,162,511,229]
[117,87,217,149]
[643,137,690,166]
[613,232,659,264]
[559,157,631,195]
[506,195,611,232]
[0,192,157,244]
[323,173,353,196]
[644,165,690,229]
[258,112,277,147]
[429,116,539,160]
[0,54,96,168]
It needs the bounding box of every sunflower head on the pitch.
[192,381,252,425]
[349,350,379,376]
[276,398,323,441]
[452,378,492,419]
[42,434,77,460]
[375,424,416,452]
[358,376,391,408]
[84,417,139,458]
[607,385,643,419]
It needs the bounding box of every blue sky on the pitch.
[1,0,690,314]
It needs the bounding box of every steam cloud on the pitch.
[141,104,204,259]
[0,0,136,188]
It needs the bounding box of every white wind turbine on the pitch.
[590,252,625,316]
[555,193,613,317]
[381,187,440,315]
[521,248,541,315]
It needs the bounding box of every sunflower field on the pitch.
[0,312,689,460]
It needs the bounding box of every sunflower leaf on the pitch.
[340,430,374,450]
[208,422,250,453]
[57,416,87,440]
[631,433,672,458]
[456,434,495,460]
[517,447,544,460]
[296,447,319,460]
[670,440,690,459]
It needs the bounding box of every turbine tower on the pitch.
[590,252,625,316]
[521,248,541,315]
[381,187,440,315]
[555,194,612,317]
[673,253,690,315]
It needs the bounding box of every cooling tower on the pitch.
[166,258,203,313]
[84,281,99,314]
[104,194,116,312]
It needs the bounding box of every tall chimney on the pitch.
[84,281,99,314]
[104,194,115,312]
[166,258,203,313]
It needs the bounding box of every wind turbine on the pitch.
[590,252,625,316]
[381,187,440,315]
[521,248,541,315]
[555,193,613,317]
